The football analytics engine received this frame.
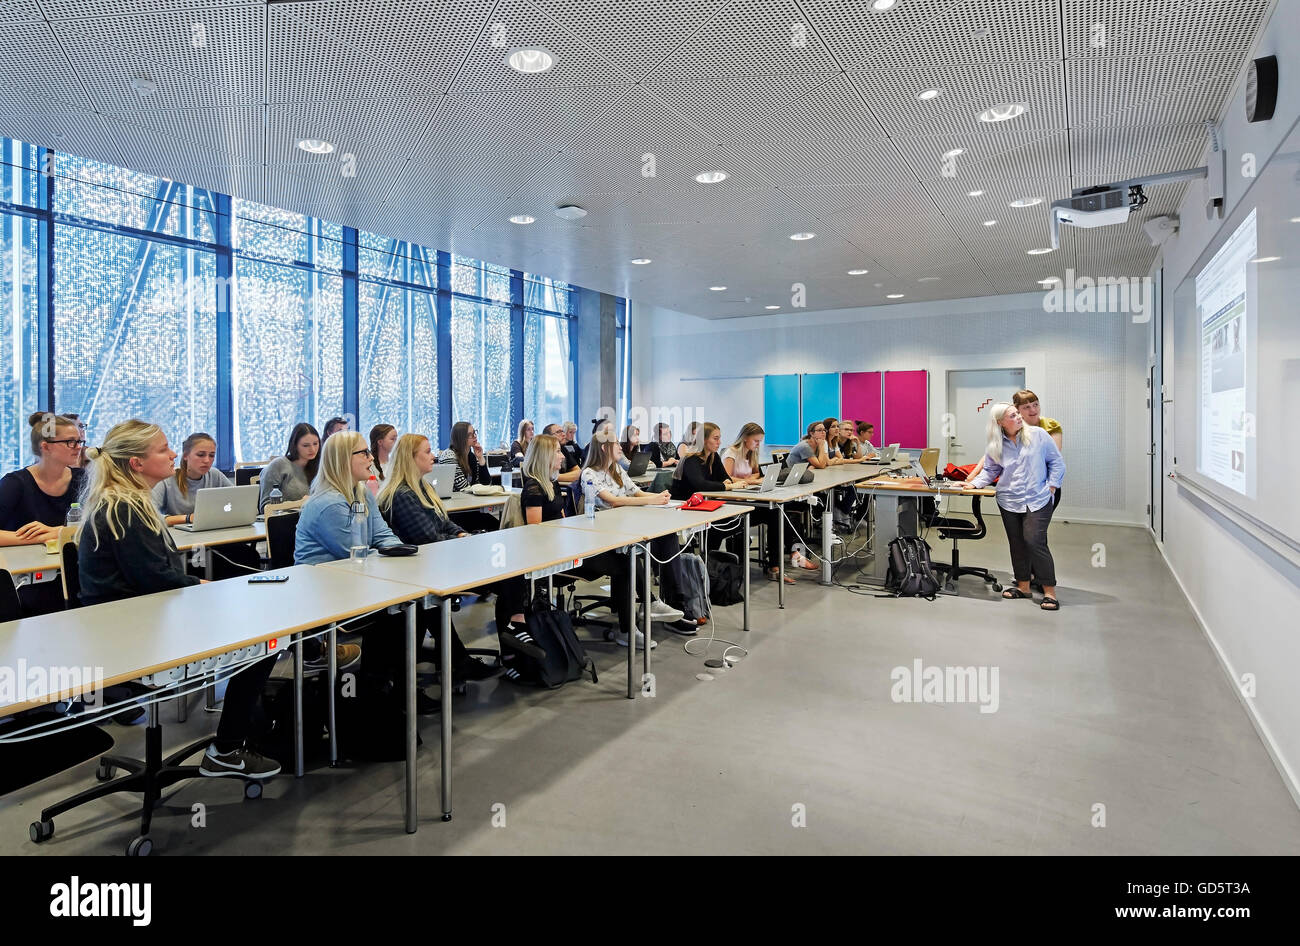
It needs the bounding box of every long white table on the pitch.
[540,502,754,696]
[0,563,430,844]
[319,525,644,821]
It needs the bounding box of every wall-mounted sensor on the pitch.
[554,205,588,220]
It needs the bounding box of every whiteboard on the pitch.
[674,376,771,462]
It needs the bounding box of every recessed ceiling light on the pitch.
[1038,277,1061,285]
[1251,256,1280,263]
[968,190,984,197]
[1009,196,1043,207]
[917,276,941,282]
[918,88,941,101]
[943,148,964,159]
[297,138,335,154]
[709,286,727,291]
[765,305,781,310]
[1290,217,1300,223]
[847,269,869,275]
[554,205,587,220]
[978,102,1027,123]
[1026,247,1054,255]
[695,171,728,183]
[972,26,992,39]
[509,215,535,224]
[130,76,158,97]
[872,0,896,9]
[790,232,816,240]
[983,219,997,226]
[630,258,652,265]
[886,293,905,299]
[506,48,554,73]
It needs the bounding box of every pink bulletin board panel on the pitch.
[881,370,928,450]
[840,371,882,434]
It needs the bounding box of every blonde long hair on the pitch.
[729,422,764,470]
[986,402,1031,464]
[79,419,168,545]
[520,433,560,502]
[315,430,368,503]
[377,434,447,517]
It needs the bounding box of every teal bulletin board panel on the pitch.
[762,374,800,445]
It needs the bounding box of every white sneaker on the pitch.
[649,597,684,622]
[612,626,657,649]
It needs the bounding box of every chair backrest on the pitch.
[919,447,941,479]
[263,498,306,518]
[234,466,263,486]
[649,469,674,493]
[0,554,23,623]
[498,493,525,530]
[57,525,81,609]
[265,510,300,570]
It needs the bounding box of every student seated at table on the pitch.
[543,423,582,485]
[77,420,279,781]
[581,436,688,643]
[721,423,764,486]
[620,424,645,462]
[152,432,232,527]
[375,433,496,683]
[963,402,1065,611]
[510,419,534,467]
[437,421,492,491]
[369,423,397,483]
[647,422,678,467]
[671,422,737,500]
[1,413,87,614]
[296,432,494,690]
[677,422,700,461]
[258,422,320,513]
[822,417,863,465]
[855,421,879,456]
[786,421,831,469]
[591,420,631,471]
[562,421,584,466]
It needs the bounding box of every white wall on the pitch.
[632,292,1150,525]
[1153,0,1300,805]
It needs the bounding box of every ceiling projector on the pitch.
[1049,166,1207,249]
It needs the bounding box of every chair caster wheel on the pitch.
[95,761,115,781]
[441,813,452,822]
[244,781,262,800]
[992,583,1002,593]
[603,628,614,642]
[30,820,54,843]
[126,836,153,857]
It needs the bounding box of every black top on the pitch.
[672,453,728,500]
[0,467,86,532]
[559,442,583,473]
[520,475,565,523]
[382,485,463,545]
[647,441,678,467]
[78,504,198,606]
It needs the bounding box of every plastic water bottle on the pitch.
[267,487,282,512]
[349,505,369,561]
[583,478,596,519]
[65,502,82,529]
[501,468,512,491]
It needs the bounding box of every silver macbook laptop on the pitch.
[878,443,901,463]
[423,467,454,498]
[779,461,809,485]
[755,463,782,492]
[174,485,259,532]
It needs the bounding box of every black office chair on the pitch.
[265,509,299,569]
[234,466,263,487]
[1,568,23,623]
[922,494,1001,594]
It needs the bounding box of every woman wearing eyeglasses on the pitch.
[436,421,497,532]
[0,413,86,549]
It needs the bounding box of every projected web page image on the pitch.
[1197,208,1256,498]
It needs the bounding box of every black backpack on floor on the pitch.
[661,552,709,622]
[884,536,940,600]
[499,595,597,689]
[706,550,745,606]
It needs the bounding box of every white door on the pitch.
[946,368,1026,465]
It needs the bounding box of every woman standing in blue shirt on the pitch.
[964,403,1065,611]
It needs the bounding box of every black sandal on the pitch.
[1002,588,1029,600]
[1040,596,1060,611]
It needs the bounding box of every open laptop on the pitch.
[174,485,259,532]
[876,443,901,464]
[423,467,454,498]
[626,449,651,477]
[732,463,782,493]
[910,458,934,487]
[777,461,809,485]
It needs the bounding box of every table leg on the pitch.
[327,622,338,767]
[642,540,652,685]
[821,489,833,586]
[293,631,304,779]
[177,690,187,723]
[776,502,785,609]
[438,598,450,824]
[743,511,751,631]
[626,544,637,700]
[871,493,898,585]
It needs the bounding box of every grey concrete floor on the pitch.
[3,520,1298,855]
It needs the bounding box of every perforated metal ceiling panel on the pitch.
[0,0,1274,317]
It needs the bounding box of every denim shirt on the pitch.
[970,425,1065,513]
[294,488,402,564]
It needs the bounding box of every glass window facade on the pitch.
[0,134,615,473]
